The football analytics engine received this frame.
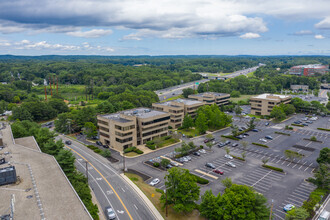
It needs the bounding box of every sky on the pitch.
[0,0,330,56]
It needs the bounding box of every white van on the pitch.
[319,210,330,220]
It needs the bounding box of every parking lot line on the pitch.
[298,161,307,169]
[304,163,313,171]
[251,170,272,187]
[276,156,284,163]
[288,194,307,201]
[292,192,309,199]
[273,211,285,220]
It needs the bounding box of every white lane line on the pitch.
[298,161,308,170]
[134,204,138,210]
[273,211,285,220]
[251,170,272,187]
[304,163,314,171]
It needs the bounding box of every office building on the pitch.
[289,64,329,76]
[97,108,170,151]
[152,99,204,128]
[250,94,292,115]
[290,85,309,92]
[188,92,230,106]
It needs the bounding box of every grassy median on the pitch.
[125,173,204,220]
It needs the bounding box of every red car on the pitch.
[213,169,224,175]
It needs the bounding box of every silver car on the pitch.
[106,207,116,219]
[149,178,160,186]
[226,162,236,168]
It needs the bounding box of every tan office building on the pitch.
[97,108,170,151]
[250,94,292,115]
[188,92,230,107]
[152,99,204,128]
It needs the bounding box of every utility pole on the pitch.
[84,161,89,183]
[269,199,274,220]
[123,149,126,173]
[165,189,168,217]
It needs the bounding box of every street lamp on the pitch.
[164,186,173,217]
[269,199,274,220]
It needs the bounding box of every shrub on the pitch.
[124,146,137,153]
[168,126,173,129]
[221,135,239,141]
[231,155,245,161]
[187,135,193,138]
[285,150,304,157]
[94,149,101,153]
[190,173,209,184]
[310,136,317,141]
[275,131,291,136]
[262,164,284,172]
[130,177,138,181]
[155,188,164,194]
[302,188,327,217]
[292,123,304,127]
[153,162,160,167]
[252,142,269,148]
[200,145,204,149]
[146,140,155,145]
[134,149,144,154]
[317,128,330,131]
[147,144,156,150]
[164,135,172,140]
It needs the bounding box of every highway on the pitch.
[58,135,156,220]
[156,65,262,101]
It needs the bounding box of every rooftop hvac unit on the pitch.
[0,166,17,186]
[133,110,138,114]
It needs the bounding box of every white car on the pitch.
[199,149,206,154]
[225,154,233,159]
[226,162,236,168]
[259,138,267,143]
[106,207,116,220]
[149,178,160,186]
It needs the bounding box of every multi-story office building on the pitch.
[152,98,204,128]
[290,85,309,92]
[250,94,292,115]
[97,108,170,151]
[188,92,230,107]
[289,64,329,76]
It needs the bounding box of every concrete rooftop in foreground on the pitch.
[0,126,92,220]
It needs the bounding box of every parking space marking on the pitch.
[304,163,313,171]
[298,161,307,169]
[288,194,307,201]
[273,210,285,220]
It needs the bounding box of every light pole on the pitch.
[84,160,89,183]
[123,148,127,173]
[269,199,274,220]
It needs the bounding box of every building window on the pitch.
[100,132,110,138]
[115,125,135,131]
[98,120,109,126]
[141,116,170,126]
[116,137,133,143]
[99,126,109,132]
[115,131,133,137]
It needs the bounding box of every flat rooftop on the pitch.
[101,107,168,121]
[190,92,229,97]
[0,127,92,220]
[291,64,328,69]
[155,98,203,107]
[252,93,291,100]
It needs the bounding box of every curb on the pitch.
[120,174,164,220]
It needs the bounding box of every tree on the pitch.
[12,106,33,121]
[262,158,269,165]
[182,114,194,130]
[225,146,230,155]
[285,207,309,220]
[100,149,111,158]
[246,118,256,130]
[48,98,69,114]
[221,177,232,188]
[195,112,207,134]
[231,124,239,137]
[200,190,220,220]
[310,136,317,141]
[270,105,286,121]
[313,163,330,190]
[241,152,246,160]
[206,142,213,150]
[56,149,76,179]
[280,104,296,115]
[234,105,242,116]
[182,88,195,98]
[12,96,21,103]
[43,139,64,156]
[241,141,248,150]
[230,90,241,98]
[160,167,200,213]
[316,147,330,164]
[161,158,171,169]
[284,151,298,162]
[205,134,214,140]
[83,122,97,138]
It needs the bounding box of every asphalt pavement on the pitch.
[58,135,158,220]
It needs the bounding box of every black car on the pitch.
[65,140,72,145]
[236,135,243,139]
[218,143,225,148]
[243,133,249,136]
[96,141,102,146]
[293,121,301,124]
[103,145,109,148]
[225,140,231,145]
[252,129,259,132]
[193,151,201,156]
[205,163,215,169]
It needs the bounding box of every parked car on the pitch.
[302,123,308,126]
[225,154,233,159]
[185,156,192,161]
[65,140,72,145]
[149,178,160,186]
[105,207,116,220]
[293,121,301,124]
[96,141,102,146]
[252,129,259,132]
[225,162,236,168]
[236,135,243,139]
[306,121,313,124]
[176,158,185,163]
[225,140,231,145]
[218,143,225,148]
[232,143,238,147]
[182,157,189,162]
[238,128,244,132]
[265,122,269,126]
[213,169,224,175]
[302,117,308,121]
[103,145,109,148]
[318,210,330,220]
[241,126,247,130]
[205,163,216,169]
[166,164,173,169]
[199,149,206,154]
[243,133,249,136]
[265,135,273,140]
[204,138,215,143]
[170,161,179,167]
[259,138,267,143]
[283,204,295,212]
[193,151,201,156]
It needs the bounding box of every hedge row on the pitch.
[190,173,209,185]
[275,131,291,136]
[231,155,245,161]
[292,123,304,127]
[124,146,144,154]
[252,142,269,148]
[262,164,284,172]
[87,145,102,154]
[285,150,304,157]
[221,135,239,141]
[302,188,328,217]
[317,128,330,131]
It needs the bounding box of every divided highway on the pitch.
[59,135,157,220]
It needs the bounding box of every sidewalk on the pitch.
[120,174,164,220]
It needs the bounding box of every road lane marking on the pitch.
[66,145,133,220]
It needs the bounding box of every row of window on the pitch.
[116,137,133,143]
[142,122,168,131]
[99,126,109,132]
[142,127,168,137]
[115,131,133,137]
[98,120,109,126]
[100,132,110,138]
[115,124,135,131]
[141,116,170,126]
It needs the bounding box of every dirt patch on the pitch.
[293,145,315,152]
[126,169,151,181]
[106,156,119,163]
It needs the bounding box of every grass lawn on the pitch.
[125,173,205,220]
[177,128,200,137]
[125,152,139,157]
[162,95,183,102]
[247,114,263,119]
[230,94,255,103]
[157,138,180,148]
[246,71,255,77]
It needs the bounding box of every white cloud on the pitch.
[315,17,330,29]
[240,33,261,39]
[292,30,313,36]
[67,29,112,38]
[314,35,325,39]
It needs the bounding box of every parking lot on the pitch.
[137,114,329,220]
